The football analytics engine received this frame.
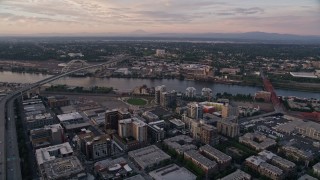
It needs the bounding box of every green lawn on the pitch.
[127,98,147,106]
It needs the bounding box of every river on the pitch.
[0,71,319,99]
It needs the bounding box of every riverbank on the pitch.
[1,71,319,99]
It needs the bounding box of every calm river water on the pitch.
[0,71,319,99]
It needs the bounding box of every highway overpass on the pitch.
[0,56,126,180]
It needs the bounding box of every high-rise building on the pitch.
[76,132,113,160]
[185,87,196,98]
[132,118,148,142]
[200,124,218,145]
[160,90,177,108]
[118,118,147,142]
[217,117,240,138]
[187,102,203,119]
[148,120,165,143]
[155,85,166,104]
[222,104,239,118]
[105,109,131,131]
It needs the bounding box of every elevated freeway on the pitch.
[0,56,127,180]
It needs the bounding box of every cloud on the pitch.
[0,0,318,35]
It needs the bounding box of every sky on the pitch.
[0,0,319,35]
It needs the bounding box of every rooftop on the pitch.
[199,144,231,163]
[42,156,84,180]
[36,142,73,165]
[184,150,217,169]
[260,162,283,175]
[220,169,251,180]
[169,119,185,127]
[298,174,318,180]
[128,145,171,169]
[149,164,196,180]
[57,112,83,122]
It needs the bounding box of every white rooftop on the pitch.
[57,112,82,122]
[36,142,73,165]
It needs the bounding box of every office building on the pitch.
[149,164,196,180]
[40,156,85,180]
[220,169,251,180]
[239,133,276,151]
[77,132,112,160]
[128,145,171,170]
[199,144,232,169]
[187,102,203,119]
[185,87,196,98]
[105,109,131,131]
[30,124,64,149]
[46,95,70,108]
[148,120,165,143]
[160,90,177,108]
[217,119,240,138]
[184,150,218,175]
[155,85,166,104]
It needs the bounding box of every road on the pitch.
[6,99,22,180]
[0,55,127,180]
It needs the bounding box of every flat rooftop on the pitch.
[128,145,171,169]
[220,169,251,180]
[149,164,196,180]
[42,156,84,179]
[36,142,73,165]
[57,112,83,122]
[184,150,217,169]
[199,144,231,163]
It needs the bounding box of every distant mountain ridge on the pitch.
[1,31,320,43]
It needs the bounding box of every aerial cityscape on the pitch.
[0,1,320,180]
